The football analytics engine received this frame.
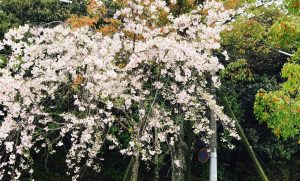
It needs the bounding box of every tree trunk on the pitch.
[171,142,186,181]
[154,128,160,181]
[122,154,140,181]
[184,120,192,181]
[130,153,140,181]
[171,114,187,181]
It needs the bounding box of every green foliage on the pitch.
[221,0,256,9]
[221,2,300,180]
[222,3,300,142]
[221,59,254,82]
[221,0,300,142]
[0,11,20,38]
[0,54,7,68]
[0,0,87,38]
[285,0,300,16]
[219,74,300,180]
[249,5,283,25]
[267,17,300,51]
[222,18,269,59]
[220,5,291,76]
[290,46,300,63]
[254,63,300,139]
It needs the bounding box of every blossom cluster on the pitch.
[0,0,238,180]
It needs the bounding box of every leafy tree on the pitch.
[252,1,300,143]
[267,16,300,52]
[285,0,300,15]
[0,0,87,38]
[254,63,300,141]
[221,2,300,180]
[221,59,254,82]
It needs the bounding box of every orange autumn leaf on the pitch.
[98,25,119,35]
[87,0,107,17]
[224,0,238,9]
[67,15,98,29]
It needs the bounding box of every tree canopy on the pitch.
[0,0,300,181]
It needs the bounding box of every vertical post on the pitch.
[171,114,186,181]
[209,75,217,181]
[130,153,140,181]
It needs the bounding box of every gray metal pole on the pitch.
[209,75,217,181]
[278,50,292,57]
[59,0,72,3]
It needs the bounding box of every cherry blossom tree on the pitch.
[0,0,238,180]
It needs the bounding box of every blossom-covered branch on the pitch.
[0,0,238,180]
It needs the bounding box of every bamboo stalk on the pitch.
[216,89,269,181]
[123,156,134,181]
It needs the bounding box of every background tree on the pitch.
[0,0,87,38]
[221,1,300,180]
